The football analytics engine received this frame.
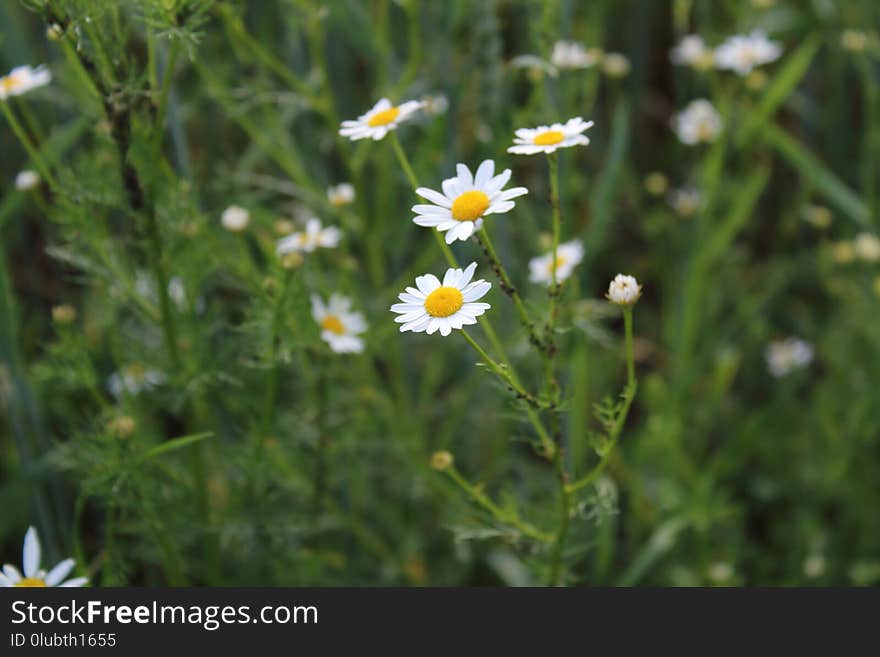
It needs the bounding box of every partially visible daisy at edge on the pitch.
[276,218,342,255]
[673,99,722,145]
[0,526,87,587]
[412,160,528,243]
[508,117,594,155]
[0,65,51,100]
[338,98,423,141]
[529,240,584,285]
[311,294,367,354]
[390,262,491,337]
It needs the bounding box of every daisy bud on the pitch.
[430,450,454,471]
[51,304,77,324]
[606,274,642,307]
[221,205,249,232]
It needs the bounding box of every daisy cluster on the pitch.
[670,30,783,75]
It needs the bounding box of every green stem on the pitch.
[545,153,562,361]
[548,446,572,586]
[259,269,294,438]
[1,102,58,190]
[477,227,546,354]
[445,466,551,542]
[624,307,635,387]
[145,212,181,370]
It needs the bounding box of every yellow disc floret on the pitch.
[15,578,47,587]
[451,190,490,222]
[533,130,565,146]
[0,73,22,93]
[321,315,346,335]
[367,106,401,127]
[424,286,464,318]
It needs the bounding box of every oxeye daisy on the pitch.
[508,117,594,155]
[672,99,722,145]
[311,294,367,354]
[715,31,782,76]
[765,338,813,377]
[390,262,491,337]
[550,40,600,70]
[412,160,528,244]
[327,183,355,207]
[0,65,51,100]
[276,218,341,255]
[338,98,423,141]
[0,527,87,588]
[15,170,39,191]
[670,35,713,69]
[529,240,584,285]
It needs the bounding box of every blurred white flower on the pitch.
[707,561,734,584]
[841,30,869,53]
[221,205,249,232]
[765,337,813,377]
[854,232,880,262]
[421,94,449,117]
[168,277,187,307]
[15,170,40,191]
[412,160,528,244]
[508,117,594,155]
[509,54,559,79]
[673,99,722,145]
[276,218,341,255]
[311,293,367,354]
[601,52,631,78]
[108,364,166,397]
[802,204,832,229]
[550,40,599,70]
[339,98,423,141]
[0,527,87,588]
[327,183,356,207]
[715,31,782,76]
[804,554,826,579]
[668,186,703,217]
[390,262,491,337]
[529,240,584,285]
[0,65,51,100]
[670,34,712,69]
[606,274,641,306]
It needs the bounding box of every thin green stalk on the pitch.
[624,307,635,387]
[259,268,294,438]
[476,226,547,354]
[1,102,58,190]
[546,153,562,354]
[145,212,181,370]
[445,466,551,542]
[150,39,180,164]
[548,446,572,586]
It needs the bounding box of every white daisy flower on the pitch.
[550,40,600,70]
[276,218,342,255]
[606,274,642,306]
[601,52,631,78]
[508,117,594,155]
[15,170,40,191]
[390,262,491,337]
[668,186,703,217]
[765,337,813,377]
[672,99,722,145]
[327,183,356,207]
[529,240,584,285]
[311,294,367,354]
[412,160,528,244]
[108,363,166,398]
[338,98,423,141]
[0,527,87,588]
[715,31,782,76]
[421,94,449,117]
[221,205,249,232]
[0,65,51,100]
[670,34,713,68]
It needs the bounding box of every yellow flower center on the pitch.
[367,106,400,127]
[451,190,490,222]
[1,73,22,92]
[533,130,565,146]
[424,286,464,318]
[546,254,567,274]
[321,315,346,335]
[15,577,47,587]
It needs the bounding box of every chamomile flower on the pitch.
[327,183,356,207]
[390,262,491,337]
[550,40,600,70]
[606,274,642,306]
[0,65,51,100]
[508,117,594,155]
[338,98,423,141]
[765,338,813,377]
[529,240,584,285]
[276,218,341,255]
[0,527,87,588]
[412,160,528,243]
[15,170,39,191]
[670,34,713,69]
[715,31,782,76]
[311,294,367,354]
[221,205,249,232]
[673,99,722,145]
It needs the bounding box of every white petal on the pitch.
[59,577,88,587]
[484,169,512,196]
[414,215,449,227]
[474,160,495,187]
[442,267,462,287]
[3,564,22,583]
[438,319,453,336]
[497,186,529,201]
[23,527,40,578]
[455,163,474,186]
[486,200,515,215]
[416,188,452,208]
[44,559,75,587]
[459,262,478,287]
[415,274,441,295]
[0,572,12,587]
[412,204,451,216]
[463,280,491,301]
